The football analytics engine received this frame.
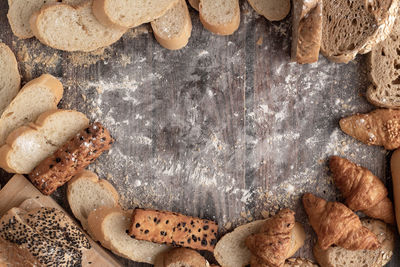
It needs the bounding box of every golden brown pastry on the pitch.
[339,109,400,150]
[329,156,395,224]
[303,193,380,251]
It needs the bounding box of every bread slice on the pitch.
[0,74,63,147]
[67,170,120,231]
[214,220,305,267]
[248,0,291,21]
[30,0,127,52]
[188,0,200,11]
[321,0,398,63]
[291,0,322,64]
[0,109,89,174]
[0,43,20,117]
[151,0,192,50]
[199,0,240,35]
[313,219,394,267]
[88,206,171,264]
[92,0,180,29]
[154,248,209,267]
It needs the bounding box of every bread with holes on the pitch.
[248,0,290,21]
[199,0,240,35]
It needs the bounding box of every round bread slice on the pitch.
[154,248,209,267]
[88,206,171,264]
[0,43,20,117]
[313,219,395,267]
[67,170,120,231]
[214,220,305,267]
[199,0,240,35]
[247,0,291,21]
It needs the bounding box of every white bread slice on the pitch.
[248,0,291,21]
[0,43,20,117]
[67,170,120,231]
[199,0,240,35]
[92,0,180,29]
[151,0,192,50]
[188,0,199,11]
[214,220,305,267]
[0,74,63,147]
[0,109,89,174]
[30,0,127,52]
[88,206,171,264]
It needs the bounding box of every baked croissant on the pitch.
[329,156,395,224]
[339,109,400,150]
[303,193,380,250]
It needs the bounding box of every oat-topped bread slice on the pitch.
[199,0,240,35]
[30,0,126,52]
[247,0,291,21]
[0,43,20,117]
[321,0,398,63]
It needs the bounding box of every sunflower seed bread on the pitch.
[129,209,218,252]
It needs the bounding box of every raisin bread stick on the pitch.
[129,209,218,252]
[29,122,114,195]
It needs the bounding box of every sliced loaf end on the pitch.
[199,0,240,35]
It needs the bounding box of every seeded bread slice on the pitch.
[188,0,199,11]
[0,43,20,117]
[199,0,240,35]
[247,0,291,21]
[30,0,127,52]
[0,109,89,174]
[321,0,398,63]
[313,219,394,267]
[88,206,171,264]
[151,0,192,50]
[0,74,63,147]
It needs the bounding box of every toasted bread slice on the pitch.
[151,0,192,50]
[0,109,89,174]
[0,43,20,117]
[88,206,171,264]
[248,0,291,21]
[67,170,120,230]
[199,0,240,35]
[0,74,63,147]
[30,0,126,52]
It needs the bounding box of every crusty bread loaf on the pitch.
[30,0,126,52]
[188,0,200,11]
[92,0,180,28]
[214,220,305,267]
[313,219,394,267]
[151,0,192,50]
[291,0,322,64]
[284,258,318,266]
[0,109,89,174]
[30,122,113,195]
[199,0,240,35]
[248,0,291,21]
[0,74,63,147]
[0,43,20,117]
[154,248,209,267]
[88,206,171,264]
[67,170,119,230]
[321,0,398,63]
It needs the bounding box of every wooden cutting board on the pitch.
[0,174,122,267]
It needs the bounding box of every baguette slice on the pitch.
[214,220,305,267]
[291,0,322,64]
[188,0,199,11]
[30,0,127,52]
[248,0,291,21]
[151,0,192,50]
[92,0,180,29]
[313,219,394,267]
[199,0,240,35]
[0,74,63,147]
[0,43,20,117]
[0,109,89,174]
[88,206,171,264]
[285,258,318,266]
[321,0,398,63]
[67,170,120,231]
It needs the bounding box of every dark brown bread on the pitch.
[29,122,113,195]
[129,209,218,252]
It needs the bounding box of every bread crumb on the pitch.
[256,36,263,46]
[224,222,232,230]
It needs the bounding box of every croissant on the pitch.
[329,156,395,224]
[302,193,380,250]
[339,109,400,150]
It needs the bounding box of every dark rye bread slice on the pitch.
[29,122,114,195]
[129,209,218,252]
[321,0,398,63]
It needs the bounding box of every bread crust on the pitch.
[248,0,290,21]
[199,0,240,35]
[390,149,400,233]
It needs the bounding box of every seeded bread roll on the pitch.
[129,209,218,252]
[154,248,209,267]
[29,122,114,195]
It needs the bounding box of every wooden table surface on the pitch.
[0,1,399,266]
